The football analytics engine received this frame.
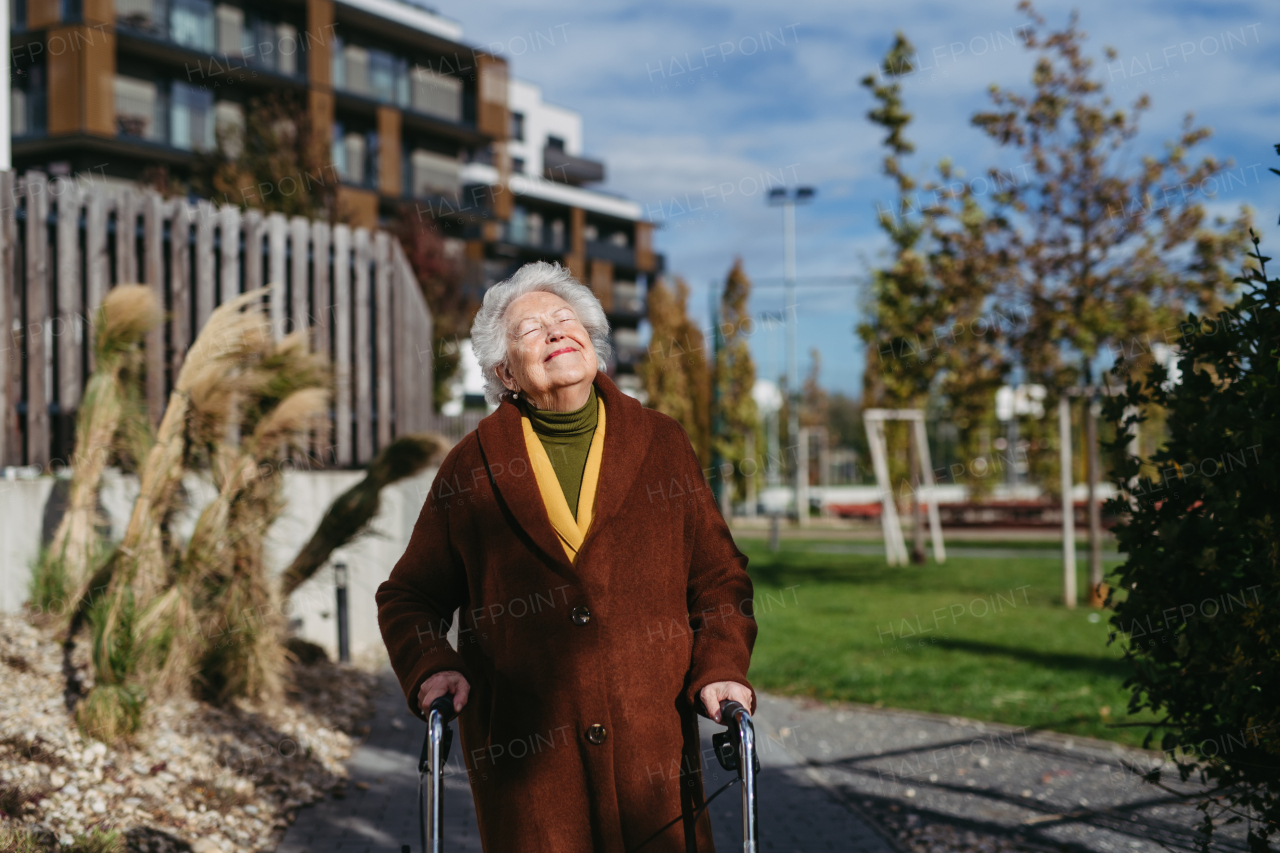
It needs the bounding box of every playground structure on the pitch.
[860,389,1114,609]
[863,408,945,566]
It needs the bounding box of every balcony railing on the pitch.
[115,0,303,78]
[585,239,634,268]
[610,283,643,318]
[543,145,604,185]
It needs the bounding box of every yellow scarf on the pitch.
[521,398,607,562]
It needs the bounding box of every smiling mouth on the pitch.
[544,347,577,362]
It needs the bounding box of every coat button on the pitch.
[571,606,591,626]
[586,724,607,745]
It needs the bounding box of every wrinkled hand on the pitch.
[418,670,470,716]
[699,681,754,723]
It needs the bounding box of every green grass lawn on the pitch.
[740,537,1160,747]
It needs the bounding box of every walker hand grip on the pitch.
[428,695,457,722]
[720,699,747,720]
[419,695,456,773]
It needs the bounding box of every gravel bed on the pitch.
[0,612,378,853]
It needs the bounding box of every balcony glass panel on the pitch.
[343,45,369,95]
[410,149,460,197]
[116,0,164,34]
[171,0,214,52]
[115,75,161,140]
[411,66,462,122]
[11,55,45,136]
[215,3,241,55]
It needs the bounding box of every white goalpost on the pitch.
[863,409,945,566]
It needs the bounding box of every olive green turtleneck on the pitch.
[526,386,598,516]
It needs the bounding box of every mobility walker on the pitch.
[405,697,760,852]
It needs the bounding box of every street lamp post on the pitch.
[767,186,815,525]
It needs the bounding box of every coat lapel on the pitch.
[474,374,652,575]
[587,374,652,535]
[476,397,576,573]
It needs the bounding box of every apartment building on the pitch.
[9,0,658,393]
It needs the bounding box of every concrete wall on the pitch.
[0,467,437,660]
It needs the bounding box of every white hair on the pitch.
[470,261,612,406]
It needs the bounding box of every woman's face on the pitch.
[497,291,597,406]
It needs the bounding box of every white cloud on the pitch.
[439,0,1280,393]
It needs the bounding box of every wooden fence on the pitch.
[0,170,443,470]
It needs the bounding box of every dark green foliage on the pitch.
[278,433,445,597]
[1102,219,1279,847]
[77,591,145,741]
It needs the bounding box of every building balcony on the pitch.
[543,145,604,186]
[608,282,643,320]
[612,341,645,369]
[585,239,634,269]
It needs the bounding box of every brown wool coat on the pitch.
[376,374,756,853]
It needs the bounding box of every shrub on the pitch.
[1103,206,1280,845]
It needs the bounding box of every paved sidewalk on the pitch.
[762,695,1249,852]
[276,673,1245,853]
[275,671,894,852]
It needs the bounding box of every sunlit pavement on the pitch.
[276,672,1241,853]
[275,671,894,852]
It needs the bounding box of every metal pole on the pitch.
[783,201,805,527]
[1059,394,1077,608]
[736,709,758,852]
[335,562,350,662]
[0,0,9,172]
[1085,395,1104,607]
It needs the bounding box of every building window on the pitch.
[114,75,160,140]
[275,23,297,75]
[550,219,564,251]
[546,135,564,151]
[368,48,407,105]
[170,0,214,51]
[526,212,543,247]
[11,52,45,136]
[333,122,378,188]
[331,35,345,88]
[170,81,214,151]
[511,157,524,175]
[507,206,527,245]
[510,111,524,141]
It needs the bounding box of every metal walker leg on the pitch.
[713,700,760,853]
[409,696,455,853]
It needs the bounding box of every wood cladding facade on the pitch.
[377,106,401,198]
[305,0,334,88]
[45,26,116,136]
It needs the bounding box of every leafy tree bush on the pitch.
[1103,180,1279,846]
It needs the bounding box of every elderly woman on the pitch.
[377,261,756,853]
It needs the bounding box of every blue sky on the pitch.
[444,1,1279,398]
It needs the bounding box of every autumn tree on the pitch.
[393,207,476,411]
[972,1,1252,603]
[859,34,1015,497]
[193,92,334,219]
[639,276,711,465]
[712,260,760,506]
